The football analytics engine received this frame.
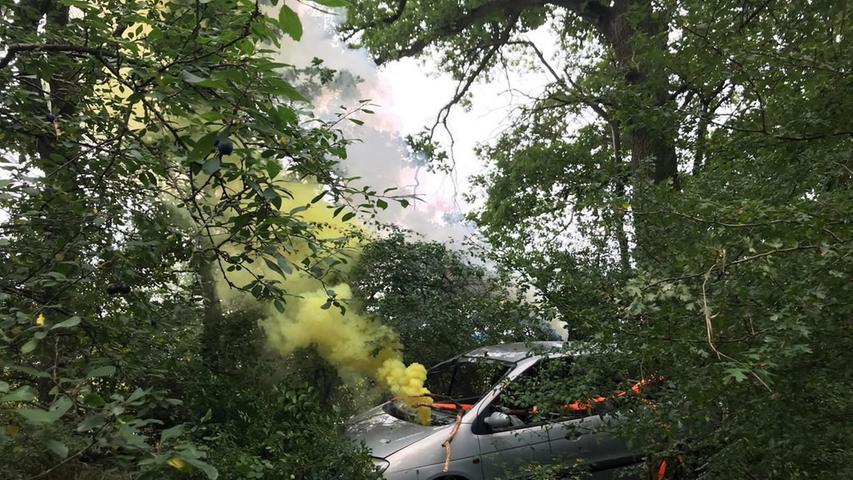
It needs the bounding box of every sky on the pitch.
[0,5,557,248]
[281,6,553,245]
[0,4,552,245]
[0,4,569,337]
[282,8,570,338]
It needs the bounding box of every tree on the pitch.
[0,1,383,478]
[342,1,852,477]
[351,233,557,367]
[344,0,679,185]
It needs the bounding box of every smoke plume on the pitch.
[213,180,432,424]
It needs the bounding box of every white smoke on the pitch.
[271,5,568,340]
[273,5,479,245]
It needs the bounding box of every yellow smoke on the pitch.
[92,1,433,424]
[215,180,433,424]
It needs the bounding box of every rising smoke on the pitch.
[89,2,449,425]
[211,180,432,424]
[275,5,479,245]
[207,4,479,422]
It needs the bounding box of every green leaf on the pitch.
[181,70,207,85]
[199,111,223,122]
[46,439,69,459]
[83,392,106,407]
[273,299,286,313]
[266,160,282,179]
[18,408,54,424]
[189,132,219,163]
[266,78,307,102]
[275,253,293,274]
[376,199,388,210]
[724,368,749,383]
[194,78,228,89]
[51,316,80,330]
[160,424,185,443]
[87,365,116,378]
[262,187,280,201]
[184,457,219,480]
[202,156,221,175]
[313,0,350,6]
[264,258,284,276]
[1,386,34,403]
[117,424,147,449]
[77,413,107,432]
[310,191,326,203]
[278,4,302,41]
[127,388,147,403]
[18,396,73,425]
[20,338,39,354]
[341,212,356,222]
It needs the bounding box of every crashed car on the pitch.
[347,341,652,480]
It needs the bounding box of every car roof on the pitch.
[460,341,567,363]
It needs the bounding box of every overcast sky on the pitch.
[282,6,554,245]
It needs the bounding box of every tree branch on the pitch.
[427,12,520,139]
[0,43,116,69]
[342,0,409,41]
[368,0,613,65]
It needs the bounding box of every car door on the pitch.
[474,359,553,479]
[476,417,552,478]
[548,413,642,479]
[521,356,642,478]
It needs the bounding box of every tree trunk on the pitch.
[198,256,225,372]
[632,125,679,186]
[606,0,679,187]
[592,1,680,267]
[606,122,632,272]
[11,0,82,403]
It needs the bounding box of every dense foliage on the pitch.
[343,1,852,478]
[2,0,851,478]
[351,233,557,367]
[0,1,385,478]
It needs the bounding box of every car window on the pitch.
[426,359,511,404]
[479,356,638,434]
[473,360,560,434]
[498,357,644,424]
[383,358,512,426]
[498,358,572,410]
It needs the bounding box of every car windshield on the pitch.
[384,357,512,426]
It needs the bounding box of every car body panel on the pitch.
[548,415,640,477]
[477,423,552,478]
[460,341,564,363]
[347,405,447,459]
[470,356,553,478]
[347,342,644,479]
[383,420,482,480]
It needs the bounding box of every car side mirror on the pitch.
[484,411,513,429]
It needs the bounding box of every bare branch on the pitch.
[428,12,520,139]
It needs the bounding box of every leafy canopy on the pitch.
[341,0,852,477]
[1,1,383,478]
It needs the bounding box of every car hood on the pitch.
[346,403,447,459]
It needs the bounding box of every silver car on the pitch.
[347,342,645,480]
